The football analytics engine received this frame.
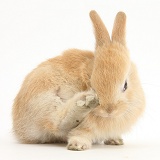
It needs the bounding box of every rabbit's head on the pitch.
[90,11,145,118]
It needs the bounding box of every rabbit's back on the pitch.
[14,49,94,103]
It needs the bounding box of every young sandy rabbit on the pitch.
[12,10,145,150]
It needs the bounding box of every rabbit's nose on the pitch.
[106,104,116,114]
[106,107,114,114]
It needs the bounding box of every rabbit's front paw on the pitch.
[67,139,91,151]
[104,138,123,145]
[76,90,99,109]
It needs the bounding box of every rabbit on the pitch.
[12,10,145,151]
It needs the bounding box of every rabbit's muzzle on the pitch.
[93,103,118,118]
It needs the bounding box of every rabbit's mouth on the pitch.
[93,105,127,118]
[93,108,118,118]
[94,111,125,119]
[98,114,113,118]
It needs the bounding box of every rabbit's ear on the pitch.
[112,12,126,46]
[90,10,111,49]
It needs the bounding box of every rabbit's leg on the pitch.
[104,138,123,145]
[67,111,98,151]
[67,125,93,151]
[58,90,99,132]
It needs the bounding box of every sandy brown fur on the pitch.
[12,11,145,150]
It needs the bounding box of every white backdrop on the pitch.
[0,0,160,160]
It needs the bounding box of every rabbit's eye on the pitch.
[123,80,127,92]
